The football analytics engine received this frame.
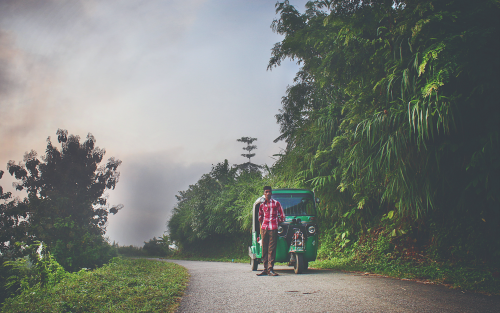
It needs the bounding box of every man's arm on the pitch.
[278,202,285,223]
[258,203,264,225]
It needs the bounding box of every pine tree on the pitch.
[236,137,261,172]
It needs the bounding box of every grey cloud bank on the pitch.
[106,152,209,246]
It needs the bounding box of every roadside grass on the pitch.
[1,258,189,313]
[309,256,500,296]
[163,247,248,264]
[165,254,248,263]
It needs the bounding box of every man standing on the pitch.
[257,186,285,276]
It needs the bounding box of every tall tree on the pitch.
[236,137,262,172]
[237,137,257,162]
[7,129,123,270]
[0,171,28,257]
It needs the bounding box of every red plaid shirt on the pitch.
[259,198,285,230]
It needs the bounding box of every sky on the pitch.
[0,0,309,246]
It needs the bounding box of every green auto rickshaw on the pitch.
[248,188,319,274]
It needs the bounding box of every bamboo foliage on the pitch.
[269,0,499,255]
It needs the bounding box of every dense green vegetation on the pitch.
[2,256,188,312]
[267,0,499,265]
[168,0,499,294]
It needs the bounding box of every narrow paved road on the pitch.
[162,259,500,313]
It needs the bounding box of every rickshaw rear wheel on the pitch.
[251,258,258,271]
[293,253,304,274]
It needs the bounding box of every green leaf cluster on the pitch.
[1,242,68,304]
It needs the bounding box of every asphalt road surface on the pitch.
[162,259,500,313]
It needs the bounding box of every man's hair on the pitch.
[263,186,272,191]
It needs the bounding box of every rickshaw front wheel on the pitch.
[293,253,304,274]
[251,258,259,271]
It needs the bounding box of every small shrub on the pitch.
[116,245,147,257]
[2,242,68,304]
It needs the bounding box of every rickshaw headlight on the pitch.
[277,226,283,234]
[308,226,316,235]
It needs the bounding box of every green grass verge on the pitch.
[309,256,500,295]
[1,258,189,312]
[166,255,248,263]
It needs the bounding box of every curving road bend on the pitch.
[161,259,500,313]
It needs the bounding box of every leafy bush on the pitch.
[143,236,170,257]
[51,233,118,271]
[116,244,148,257]
[1,242,68,305]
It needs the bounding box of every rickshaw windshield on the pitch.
[272,193,316,216]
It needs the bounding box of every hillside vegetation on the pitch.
[168,0,499,294]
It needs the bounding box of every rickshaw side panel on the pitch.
[304,235,318,262]
[251,231,262,258]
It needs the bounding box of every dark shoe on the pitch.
[256,270,268,276]
[268,269,279,276]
